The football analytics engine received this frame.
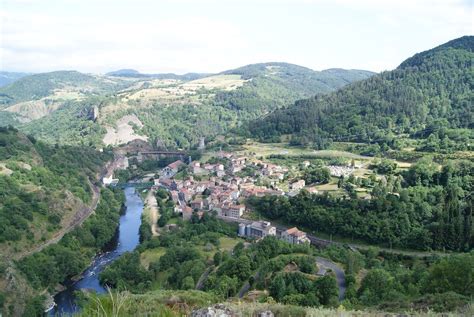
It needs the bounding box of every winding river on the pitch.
[50,187,144,315]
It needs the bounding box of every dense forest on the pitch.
[243,36,473,151]
[0,126,111,243]
[0,126,118,316]
[14,188,124,316]
[248,158,473,251]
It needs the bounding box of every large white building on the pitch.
[239,221,276,239]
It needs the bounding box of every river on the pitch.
[50,187,144,315]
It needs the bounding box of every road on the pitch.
[316,256,346,301]
[195,266,214,290]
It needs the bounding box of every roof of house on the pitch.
[285,227,307,237]
[167,160,185,170]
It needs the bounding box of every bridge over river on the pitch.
[111,181,154,189]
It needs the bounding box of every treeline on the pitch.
[0,126,111,242]
[320,245,473,312]
[242,37,473,151]
[94,213,472,313]
[247,159,473,251]
[17,188,124,290]
[101,213,341,307]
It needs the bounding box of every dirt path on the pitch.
[145,190,160,236]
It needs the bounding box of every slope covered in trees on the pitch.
[0,63,373,148]
[244,36,473,150]
[248,158,473,252]
[0,126,117,315]
[0,126,111,249]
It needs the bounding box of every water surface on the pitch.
[51,187,143,315]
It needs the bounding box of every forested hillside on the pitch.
[216,63,374,118]
[0,64,373,148]
[0,126,110,250]
[0,128,115,316]
[0,71,125,106]
[244,36,473,151]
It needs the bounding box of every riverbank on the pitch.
[144,190,160,236]
[51,187,144,315]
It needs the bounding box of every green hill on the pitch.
[0,64,373,148]
[0,71,121,106]
[244,36,473,152]
[0,126,122,315]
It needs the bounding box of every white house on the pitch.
[281,227,310,245]
[161,160,186,178]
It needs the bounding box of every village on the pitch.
[132,150,366,246]
[154,152,314,245]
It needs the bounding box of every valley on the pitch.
[0,36,472,317]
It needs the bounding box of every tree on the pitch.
[269,274,287,301]
[181,276,195,290]
[303,167,331,185]
[314,275,338,306]
[423,253,474,296]
[358,269,393,305]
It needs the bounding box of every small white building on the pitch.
[290,179,305,190]
[102,174,119,186]
[221,204,245,218]
[161,160,186,178]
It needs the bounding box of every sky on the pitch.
[0,0,472,74]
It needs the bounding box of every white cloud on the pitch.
[0,0,471,73]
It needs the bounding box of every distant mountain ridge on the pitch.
[0,71,31,88]
[244,36,473,150]
[0,62,375,147]
[106,68,210,81]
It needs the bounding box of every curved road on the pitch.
[316,257,346,301]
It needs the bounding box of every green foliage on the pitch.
[20,98,108,146]
[100,251,152,292]
[22,295,45,317]
[303,167,331,184]
[269,272,338,307]
[374,159,397,175]
[0,71,111,106]
[245,37,473,151]
[4,65,372,149]
[247,158,473,251]
[17,188,124,289]
[423,252,473,296]
[358,269,394,305]
[0,127,111,243]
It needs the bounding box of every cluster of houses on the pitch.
[238,221,310,245]
[154,152,295,221]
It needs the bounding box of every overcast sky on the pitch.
[1,0,472,74]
